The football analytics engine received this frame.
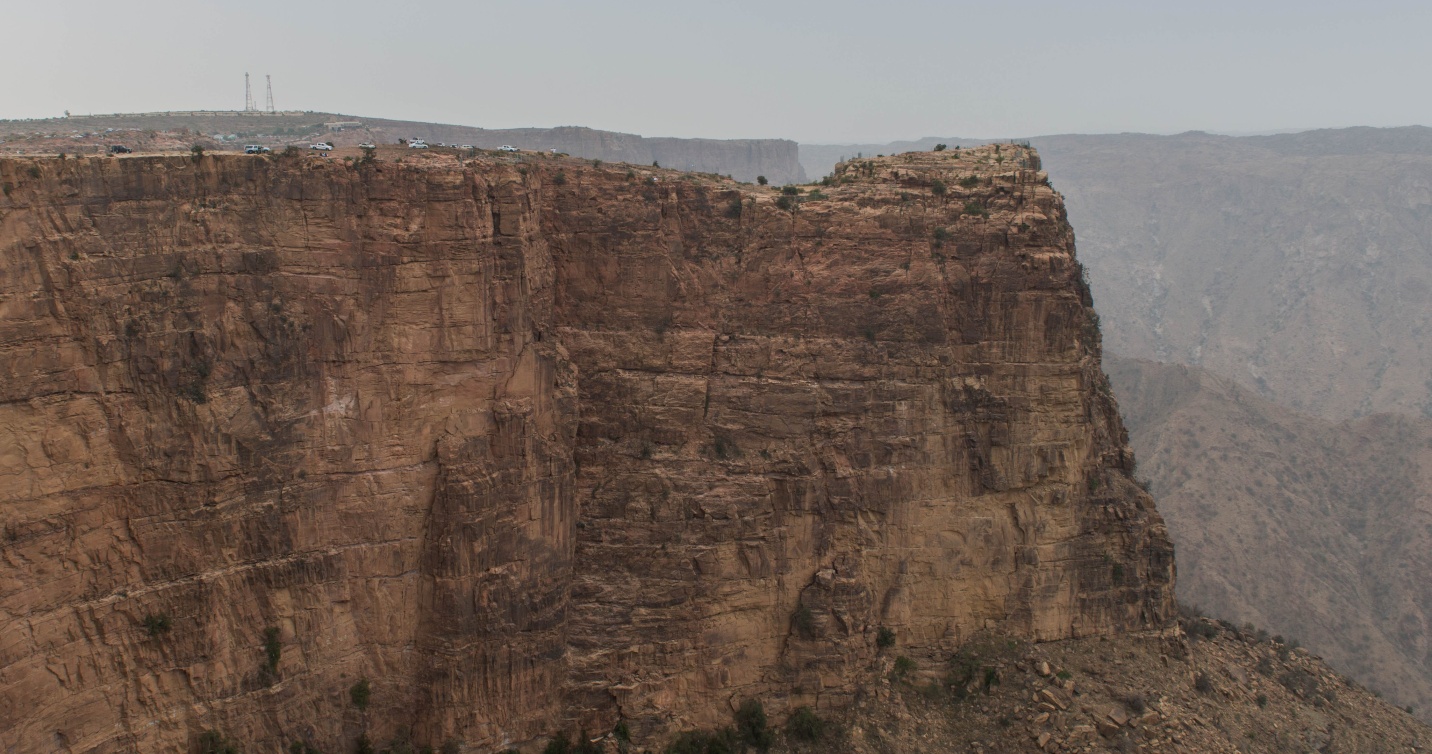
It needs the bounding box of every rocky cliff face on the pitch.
[0,147,1171,753]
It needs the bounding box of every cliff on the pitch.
[0,145,1171,753]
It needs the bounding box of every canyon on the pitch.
[0,146,1172,752]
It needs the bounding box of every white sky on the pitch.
[9,0,1430,143]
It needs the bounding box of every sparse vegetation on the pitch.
[734,699,774,751]
[792,604,815,637]
[1118,693,1147,714]
[876,626,896,649]
[962,200,989,218]
[542,732,571,754]
[930,179,947,198]
[142,613,172,637]
[712,433,740,460]
[756,175,768,186]
[933,144,947,152]
[350,678,371,710]
[959,175,980,189]
[553,171,567,186]
[190,144,205,161]
[198,730,241,754]
[263,627,282,675]
[665,729,737,754]
[785,706,824,742]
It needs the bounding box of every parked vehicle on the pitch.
[408,140,429,149]
[460,145,473,150]
[310,143,333,151]
[108,145,132,154]
[244,145,271,154]
[358,143,377,150]
[499,145,519,152]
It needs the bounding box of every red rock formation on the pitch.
[0,147,1171,753]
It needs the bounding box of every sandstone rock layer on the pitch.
[0,147,1172,752]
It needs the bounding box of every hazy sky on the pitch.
[9,0,1429,143]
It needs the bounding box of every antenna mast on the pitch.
[244,73,256,111]
[265,75,275,113]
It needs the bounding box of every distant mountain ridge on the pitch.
[0,110,808,184]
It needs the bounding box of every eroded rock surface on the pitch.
[0,147,1171,752]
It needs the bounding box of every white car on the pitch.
[459,145,473,150]
[309,143,333,151]
[499,145,519,152]
[357,142,376,149]
[408,141,428,149]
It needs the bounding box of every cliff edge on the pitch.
[0,145,1172,752]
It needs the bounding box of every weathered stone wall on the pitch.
[0,148,1171,753]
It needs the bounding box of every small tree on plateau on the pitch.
[756,175,768,186]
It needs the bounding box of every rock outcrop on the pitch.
[0,145,1171,752]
